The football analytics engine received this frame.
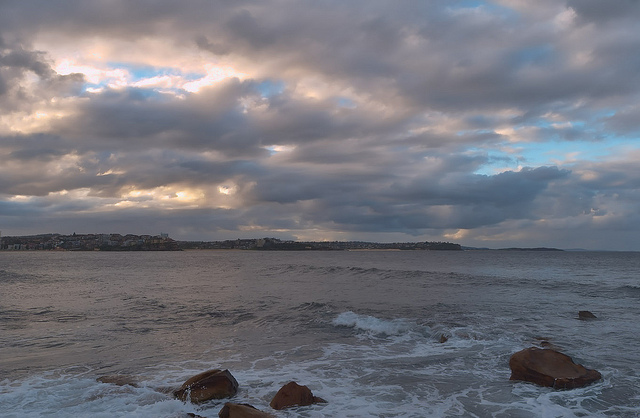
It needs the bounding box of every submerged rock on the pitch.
[218,402,275,418]
[534,336,560,351]
[269,381,327,410]
[538,340,561,350]
[509,347,601,389]
[96,375,138,387]
[578,310,597,320]
[174,369,239,403]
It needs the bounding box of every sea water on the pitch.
[0,250,639,417]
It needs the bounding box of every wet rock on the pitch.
[269,381,327,410]
[538,340,561,350]
[509,347,601,389]
[96,375,138,387]
[218,402,275,418]
[174,369,239,403]
[439,334,448,343]
[578,310,597,320]
[534,337,560,351]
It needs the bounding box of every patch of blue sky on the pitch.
[454,147,503,176]
[475,137,638,176]
[448,0,518,18]
[336,97,357,108]
[256,80,285,98]
[105,61,204,82]
[78,61,206,96]
[468,129,640,176]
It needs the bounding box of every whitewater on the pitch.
[1,250,639,417]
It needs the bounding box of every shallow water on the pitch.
[1,250,639,417]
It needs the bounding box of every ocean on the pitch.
[0,250,639,417]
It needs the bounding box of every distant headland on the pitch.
[0,233,462,251]
[463,246,564,252]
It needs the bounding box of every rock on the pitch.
[96,375,138,387]
[439,334,448,343]
[509,347,601,389]
[218,403,275,418]
[578,310,597,320]
[269,381,326,410]
[538,340,561,350]
[534,337,560,351]
[174,369,239,403]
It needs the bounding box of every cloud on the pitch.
[1,1,640,249]
[567,0,640,24]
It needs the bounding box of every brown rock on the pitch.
[439,334,448,343]
[269,381,326,410]
[218,403,275,418]
[509,347,601,389]
[174,369,239,403]
[96,375,138,387]
[578,310,597,320]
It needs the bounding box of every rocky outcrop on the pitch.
[218,403,275,418]
[578,310,597,320]
[269,381,327,410]
[509,347,601,389]
[174,369,239,403]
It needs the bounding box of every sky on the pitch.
[1,0,640,250]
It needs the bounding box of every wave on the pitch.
[333,311,416,336]
[618,284,640,291]
[617,284,640,298]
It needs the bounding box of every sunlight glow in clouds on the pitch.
[265,145,296,155]
[55,58,245,94]
[56,59,128,86]
[182,64,247,92]
[218,185,236,195]
[112,187,206,210]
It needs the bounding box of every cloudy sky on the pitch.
[1,0,639,250]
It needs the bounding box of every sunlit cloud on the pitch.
[264,145,296,155]
[218,185,236,195]
[182,64,247,93]
[55,59,128,85]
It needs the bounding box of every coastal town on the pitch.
[0,233,461,251]
[0,232,180,251]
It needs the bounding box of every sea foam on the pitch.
[333,311,416,336]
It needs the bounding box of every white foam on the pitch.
[0,353,618,418]
[332,311,414,336]
[0,373,203,418]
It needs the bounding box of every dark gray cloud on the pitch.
[567,0,640,24]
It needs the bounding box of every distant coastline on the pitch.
[0,233,462,251]
[498,247,564,251]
